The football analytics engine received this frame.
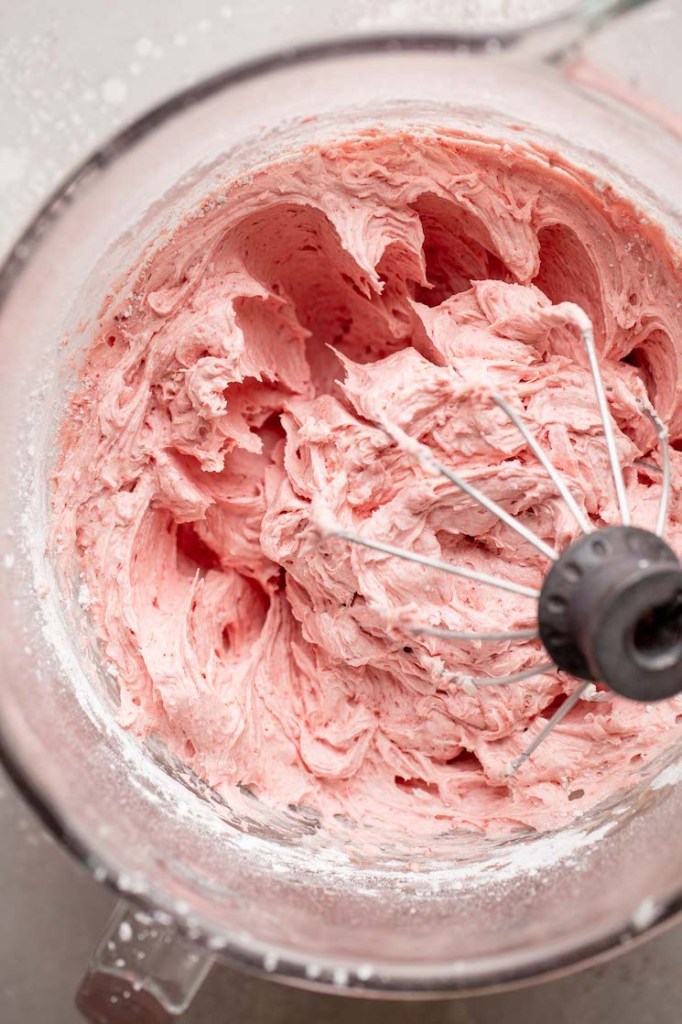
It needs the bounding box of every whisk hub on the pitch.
[538,526,682,701]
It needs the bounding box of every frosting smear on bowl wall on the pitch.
[52,129,682,836]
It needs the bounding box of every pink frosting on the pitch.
[53,129,682,836]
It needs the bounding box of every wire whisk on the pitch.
[314,304,681,774]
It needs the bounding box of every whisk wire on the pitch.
[379,419,560,562]
[640,404,671,538]
[565,304,631,525]
[508,680,589,775]
[454,660,555,689]
[321,522,541,599]
[492,392,592,535]
[407,624,538,642]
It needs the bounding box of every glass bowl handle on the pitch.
[514,0,655,63]
[75,901,214,1022]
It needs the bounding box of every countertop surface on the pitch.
[3,1,682,1021]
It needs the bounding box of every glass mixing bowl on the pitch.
[2,6,682,1022]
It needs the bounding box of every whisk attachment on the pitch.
[315,303,682,770]
[538,525,682,701]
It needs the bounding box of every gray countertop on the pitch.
[3,1,682,1020]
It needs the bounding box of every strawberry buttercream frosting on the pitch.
[52,129,682,835]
